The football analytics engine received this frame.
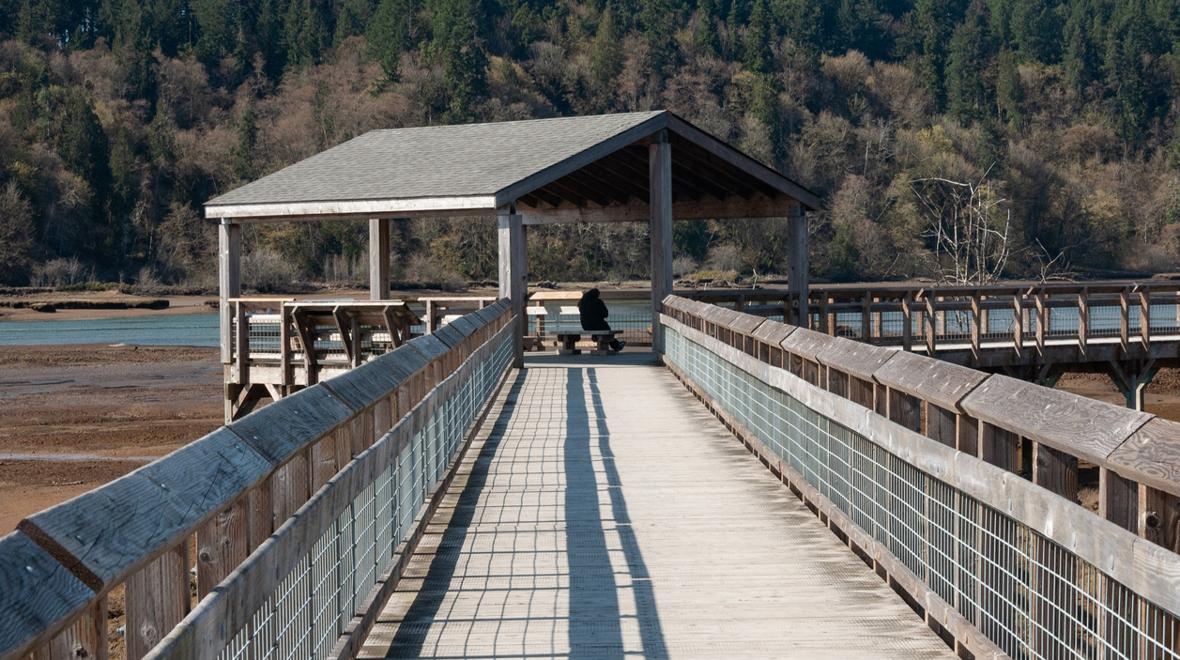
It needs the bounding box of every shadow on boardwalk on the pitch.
[382,364,668,658]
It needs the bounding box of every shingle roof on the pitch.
[205,110,820,220]
[208,111,664,208]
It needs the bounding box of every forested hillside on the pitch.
[0,0,1178,289]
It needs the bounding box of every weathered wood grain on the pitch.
[18,427,271,592]
[0,531,95,659]
[320,349,411,411]
[1099,467,1138,533]
[872,350,988,412]
[815,337,897,382]
[1107,418,1180,497]
[196,496,249,598]
[960,374,1152,464]
[227,384,353,466]
[126,543,189,659]
[779,326,836,362]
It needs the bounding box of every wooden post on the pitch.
[425,300,436,334]
[924,296,936,354]
[1012,295,1023,356]
[650,130,673,353]
[1078,289,1088,353]
[1034,291,1046,353]
[901,293,913,351]
[787,206,809,325]
[219,221,241,423]
[861,291,871,340]
[369,218,390,301]
[970,293,982,359]
[1119,288,1130,352]
[498,209,526,366]
[1140,289,1151,348]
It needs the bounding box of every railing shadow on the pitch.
[382,371,526,657]
[563,367,668,659]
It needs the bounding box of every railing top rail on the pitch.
[0,298,512,659]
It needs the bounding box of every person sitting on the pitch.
[577,288,625,352]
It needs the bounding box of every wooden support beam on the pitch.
[1034,292,1046,354]
[788,209,808,325]
[369,218,390,301]
[1140,289,1151,348]
[650,131,672,353]
[498,210,526,365]
[1140,484,1180,553]
[979,423,1020,472]
[219,221,241,365]
[970,293,982,359]
[518,195,798,224]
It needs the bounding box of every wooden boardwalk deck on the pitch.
[360,353,954,659]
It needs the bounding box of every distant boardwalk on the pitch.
[360,354,952,659]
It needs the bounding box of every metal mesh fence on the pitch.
[664,325,1180,660]
[209,328,514,660]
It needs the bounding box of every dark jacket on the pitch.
[578,291,610,331]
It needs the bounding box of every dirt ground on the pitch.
[0,345,222,532]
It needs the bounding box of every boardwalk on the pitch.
[360,353,953,659]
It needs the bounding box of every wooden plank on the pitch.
[814,337,896,382]
[1099,467,1138,533]
[227,384,353,466]
[979,423,1020,472]
[887,387,921,433]
[1032,442,1079,501]
[319,348,411,411]
[1140,485,1180,553]
[959,374,1152,465]
[0,531,96,659]
[35,599,105,660]
[873,351,987,412]
[779,326,835,363]
[18,428,271,592]
[927,403,957,448]
[126,543,189,659]
[196,496,249,598]
[1107,417,1180,497]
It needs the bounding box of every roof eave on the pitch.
[204,195,500,222]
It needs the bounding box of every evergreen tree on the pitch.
[192,0,241,68]
[1063,0,1098,100]
[1012,0,1061,63]
[1104,3,1151,147]
[367,0,411,81]
[914,0,950,111]
[744,0,773,74]
[946,0,991,122]
[995,47,1022,129]
[640,0,678,76]
[284,0,330,67]
[433,0,488,121]
[233,103,258,181]
[335,0,373,43]
[693,0,720,57]
[591,6,624,94]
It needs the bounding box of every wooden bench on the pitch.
[555,329,623,355]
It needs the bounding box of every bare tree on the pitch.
[912,168,1013,285]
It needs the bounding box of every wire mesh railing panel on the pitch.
[193,323,515,660]
[663,324,1180,660]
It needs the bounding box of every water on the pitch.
[0,313,219,347]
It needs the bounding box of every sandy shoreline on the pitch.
[0,344,222,532]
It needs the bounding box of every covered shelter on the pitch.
[206,110,820,369]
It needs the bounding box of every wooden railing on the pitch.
[681,280,1180,360]
[660,295,1180,659]
[0,300,515,660]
